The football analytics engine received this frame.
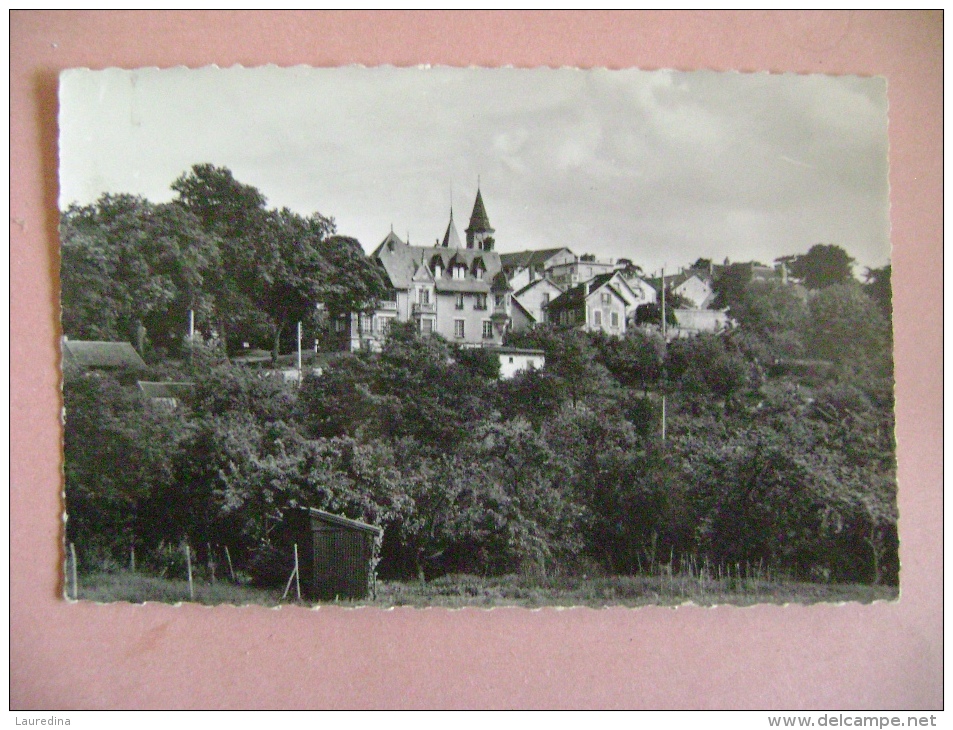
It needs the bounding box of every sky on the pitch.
[59,65,891,276]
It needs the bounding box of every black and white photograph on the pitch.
[58,65,897,608]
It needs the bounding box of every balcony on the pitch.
[378,300,398,311]
[412,302,436,315]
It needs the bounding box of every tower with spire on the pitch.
[465,187,495,251]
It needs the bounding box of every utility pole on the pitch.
[296,321,303,385]
[188,308,195,368]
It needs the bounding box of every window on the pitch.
[601,291,612,304]
[475,293,488,310]
[421,319,433,335]
[474,268,484,281]
[482,320,493,339]
[495,294,504,308]
[611,312,619,328]
[455,293,465,310]
[377,317,391,335]
[542,292,550,305]
[453,265,466,280]
[454,319,465,339]
[420,288,430,304]
[433,263,443,278]
[594,310,603,327]
[360,314,372,332]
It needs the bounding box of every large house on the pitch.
[336,189,514,351]
[500,248,575,292]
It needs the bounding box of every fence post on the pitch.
[69,542,78,600]
[224,545,236,583]
[207,542,216,584]
[185,543,194,600]
[293,543,301,601]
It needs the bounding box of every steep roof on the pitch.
[466,188,493,233]
[375,239,503,290]
[499,248,573,271]
[545,276,627,312]
[441,210,463,248]
[513,276,565,298]
[62,339,147,370]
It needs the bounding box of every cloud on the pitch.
[59,66,890,273]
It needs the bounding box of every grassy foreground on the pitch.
[69,570,898,608]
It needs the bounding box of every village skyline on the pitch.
[59,66,890,276]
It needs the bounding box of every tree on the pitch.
[712,262,753,312]
[635,302,678,329]
[506,326,609,408]
[807,282,890,374]
[864,264,892,321]
[591,329,665,394]
[729,279,809,361]
[616,258,644,277]
[783,244,855,290]
[63,365,190,561]
[172,164,388,359]
[60,195,219,355]
[317,235,390,322]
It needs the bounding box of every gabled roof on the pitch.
[491,271,512,293]
[466,188,493,233]
[62,339,147,370]
[412,260,435,283]
[441,210,463,249]
[513,275,565,298]
[510,296,536,323]
[545,275,628,312]
[499,247,573,271]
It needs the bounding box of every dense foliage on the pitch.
[61,171,897,587]
[64,305,897,586]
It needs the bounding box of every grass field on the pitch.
[69,570,898,608]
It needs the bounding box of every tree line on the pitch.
[61,164,389,362]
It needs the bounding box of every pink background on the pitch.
[10,11,942,709]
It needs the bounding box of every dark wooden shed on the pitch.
[280,508,383,600]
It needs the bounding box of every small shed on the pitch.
[280,508,383,600]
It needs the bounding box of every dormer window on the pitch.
[473,258,486,280]
[453,265,466,280]
[431,256,443,278]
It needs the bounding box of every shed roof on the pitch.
[62,339,147,370]
[308,508,383,536]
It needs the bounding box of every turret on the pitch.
[465,188,495,251]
